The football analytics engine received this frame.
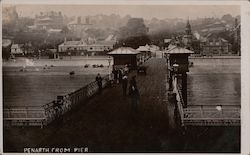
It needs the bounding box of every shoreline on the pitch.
[3,56,114,67]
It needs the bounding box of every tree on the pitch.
[118,35,150,49]
[61,26,70,40]
[118,18,148,40]
[221,14,234,23]
[117,18,150,48]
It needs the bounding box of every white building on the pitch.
[11,44,24,55]
[58,39,114,56]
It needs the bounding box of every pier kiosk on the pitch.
[166,46,193,108]
[108,47,141,70]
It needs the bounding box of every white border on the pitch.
[1,1,249,155]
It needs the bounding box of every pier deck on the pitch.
[4,58,240,153]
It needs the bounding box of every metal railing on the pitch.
[183,104,240,126]
[172,75,240,127]
[4,75,110,127]
[172,76,185,127]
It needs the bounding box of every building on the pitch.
[68,16,92,38]
[11,44,24,56]
[200,36,232,56]
[136,45,151,62]
[34,11,63,30]
[182,19,193,49]
[107,47,141,69]
[163,39,173,50]
[58,39,114,56]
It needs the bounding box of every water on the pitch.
[3,66,109,107]
[187,65,240,106]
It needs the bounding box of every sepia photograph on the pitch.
[1,1,243,153]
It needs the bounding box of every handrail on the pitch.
[172,76,185,126]
[4,74,110,127]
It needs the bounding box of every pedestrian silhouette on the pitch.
[96,73,103,95]
[128,76,140,112]
[122,74,128,96]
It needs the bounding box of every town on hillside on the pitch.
[2,6,240,60]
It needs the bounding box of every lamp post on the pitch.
[108,56,112,80]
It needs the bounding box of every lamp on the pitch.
[173,63,179,73]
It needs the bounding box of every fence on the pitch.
[4,75,110,127]
[172,76,185,127]
[171,75,240,127]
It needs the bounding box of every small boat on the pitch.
[69,71,75,75]
[84,64,89,68]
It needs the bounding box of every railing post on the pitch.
[182,73,187,108]
[168,70,173,91]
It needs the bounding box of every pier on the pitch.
[4,57,240,152]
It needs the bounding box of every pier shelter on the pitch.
[137,45,151,62]
[108,47,141,70]
[166,46,194,108]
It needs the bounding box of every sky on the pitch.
[11,5,240,20]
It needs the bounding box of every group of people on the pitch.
[95,65,140,113]
[111,65,129,85]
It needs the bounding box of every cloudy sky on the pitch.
[11,4,240,19]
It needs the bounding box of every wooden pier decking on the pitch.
[3,58,240,153]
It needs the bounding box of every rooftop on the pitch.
[108,47,140,55]
[166,46,194,54]
[137,46,150,51]
[164,39,172,43]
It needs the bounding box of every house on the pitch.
[200,37,232,56]
[34,11,63,30]
[58,39,114,56]
[11,44,24,56]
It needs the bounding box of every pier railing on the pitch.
[4,75,110,127]
[4,106,47,127]
[172,75,240,127]
[183,104,240,126]
[172,76,185,127]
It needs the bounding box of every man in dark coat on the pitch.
[113,69,118,84]
[96,73,103,94]
[122,74,128,96]
[128,76,140,112]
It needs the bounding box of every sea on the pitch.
[187,58,240,106]
[3,57,241,108]
[3,57,112,107]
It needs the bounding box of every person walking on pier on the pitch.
[128,76,140,112]
[118,69,123,84]
[122,74,128,97]
[96,73,103,95]
[113,69,118,84]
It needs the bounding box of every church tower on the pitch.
[183,19,193,49]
